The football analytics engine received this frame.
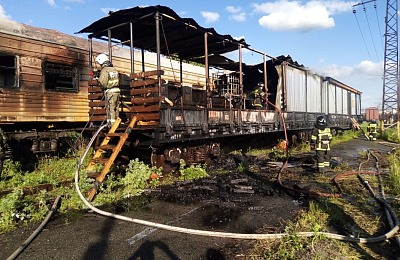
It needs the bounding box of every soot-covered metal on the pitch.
[78,5,248,61]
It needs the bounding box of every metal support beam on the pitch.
[204,32,210,108]
[108,29,112,63]
[155,11,162,102]
[89,37,93,69]
[130,22,134,75]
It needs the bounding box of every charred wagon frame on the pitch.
[0,5,362,169]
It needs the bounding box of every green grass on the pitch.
[0,149,213,234]
[251,200,362,260]
[387,152,400,196]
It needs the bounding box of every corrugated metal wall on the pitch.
[277,63,362,118]
[328,83,336,114]
[306,73,322,113]
[336,87,343,114]
[286,66,306,112]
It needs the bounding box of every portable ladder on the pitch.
[351,118,369,141]
[86,115,138,201]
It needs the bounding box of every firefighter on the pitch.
[95,53,120,127]
[252,82,265,108]
[367,119,378,141]
[311,115,332,173]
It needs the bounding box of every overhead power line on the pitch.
[352,7,374,61]
[362,4,381,62]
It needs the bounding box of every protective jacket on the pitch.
[98,66,119,89]
[367,123,377,141]
[311,128,332,151]
[252,88,265,107]
[367,123,377,134]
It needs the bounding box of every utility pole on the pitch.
[354,0,399,135]
[381,0,399,133]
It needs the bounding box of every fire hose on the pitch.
[73,111,399,243]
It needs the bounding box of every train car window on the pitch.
[0,55,16,88]
[44,62,78,92]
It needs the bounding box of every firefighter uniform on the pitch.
[252,83,265,108]
[311,116,332,173]
[96,54,120,127]
[367,121,377,141]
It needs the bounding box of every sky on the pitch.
[0,0,389,110]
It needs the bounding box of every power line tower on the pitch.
[381,0,398,127]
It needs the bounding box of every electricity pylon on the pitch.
[381,0,399,130]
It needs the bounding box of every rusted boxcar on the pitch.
[365,107,379,121]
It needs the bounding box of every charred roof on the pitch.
[78,5,248,61]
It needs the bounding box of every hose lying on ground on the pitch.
[6,195,62,260]
[75,121,399,243]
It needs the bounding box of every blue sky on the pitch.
[0,0,388,110]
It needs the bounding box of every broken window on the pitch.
[0,55,16,88]
[44,62,78,92]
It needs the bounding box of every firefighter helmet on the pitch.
[95,53,109,65]
[316,115,327,127]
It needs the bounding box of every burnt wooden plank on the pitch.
[131,104,160,113]
[137,121,160,126]
[89,115,107,121]
[131,97,160,104]
[135,113,160,121]
[130,79,158,88]
[89,108,129,115]
[89,108,106,114]
[88,93,104,100]
[130,86,159,96]
[130,70,164,79]
[88,80,99,86]
[89,86,102,93]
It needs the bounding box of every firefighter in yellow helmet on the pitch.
[95,53,120,127]
[367,119,377,141]
[311,115,332,173]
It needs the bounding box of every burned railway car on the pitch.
[78,5,362,168]
[0,5,362,169]
[0,18,92,157]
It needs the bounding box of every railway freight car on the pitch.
[78,5,362,169]
[0,5,362,174]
